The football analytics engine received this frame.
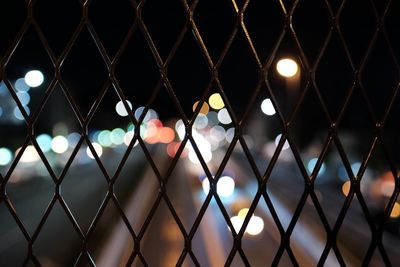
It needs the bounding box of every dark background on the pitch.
[1,0,399,151]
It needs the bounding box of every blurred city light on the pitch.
[307,158,326,175]
[16,91,30,106]
[208,93,225,110]
[24,70,44,87]
[201,175,235,197]
[194,114,208,129]
[342,181,351,197]
[390,202,400,219]
[15,78,30,92]
[276,58,298,77]
[157,127,175,144]
[123,130,135,146]
[225,127,235,143]
[175,119,185,141]
[274,134,290,150]
[134,106,156,122]
[13,106,29,120]
[115,100,133,117]
[86,142,103,159]
[206,111,219,127]
[230,216,244,233]
[0,147,13,166]
[67,132,81,148]
[98,130,113,147]
[192,101,210,115]
[18,145,40,163]
[36,134,53,153]
[51,135,69,154]
[217,108,232,125]
[260,98,276,116]
[110,128,125,145]
[246,216,264,236]
[238,208,249,219]
[230,209,264,236]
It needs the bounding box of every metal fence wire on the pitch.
[0,0,400,266]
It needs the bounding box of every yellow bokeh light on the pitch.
[342,181,351,197]
[276,58,298,77]
[192,101,210,115]
[208,93,225,110]
[390,202,400,219]
[238,208,249,219]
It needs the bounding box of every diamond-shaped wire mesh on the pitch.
[0,0,399,266]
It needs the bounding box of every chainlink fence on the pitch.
[0,0,400,266]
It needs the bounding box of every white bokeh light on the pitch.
[276,58,298,77]
[217,108,232,124]
[18,145,40,163]
[230,216,244,233]
[201,175,235,197]
[51,135,69,154]
[246,216,264,236]
[86,142,103,159]
[274,134,290,150]
[24,70,44,87]
[115,100,133,117]
[0,148,13,166]
[261,98,276,116]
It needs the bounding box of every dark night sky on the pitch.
[1,0,400,139]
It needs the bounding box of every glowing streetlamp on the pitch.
[276,58,298,77]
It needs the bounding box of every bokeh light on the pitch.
[342,181,351,197]
[225,128,235,143]
[51,135,69,154]
[194,114,208,129]
[86,142,103,159]
[18,145,40,163]
[110,128,125,145]
[115,100,132,117]
[14,106,30,120]
[217,108,232,125]
[24,70,44,87]
[201,175,235,197]
[261,98,276,116]
[98,130,113,147]
[16,91,30,106]
[0,147,13,166]
[390,202,400,219]
[192,101,210,115]
[158,127,175,144]
[15,78,30,92]
[307,158,326,175]
[276,58,298,77]
[274,134,290,150]
[230,216,244,233]
[36,134,53,153]
[247,216,264,236]
[238,208,249,219]
[209,93,225,110]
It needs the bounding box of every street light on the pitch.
[24,70,44,87]
[276,58,298,77]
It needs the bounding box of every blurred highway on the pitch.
[93,143,400,266]
[0,146,148,267]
